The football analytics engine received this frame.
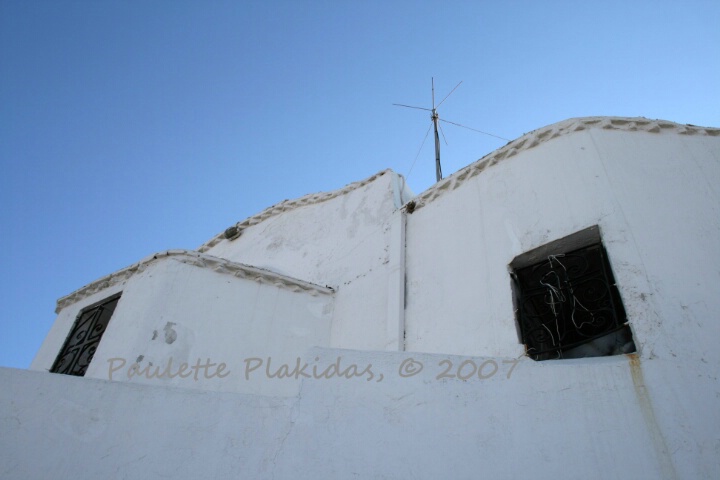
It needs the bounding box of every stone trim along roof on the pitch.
[56,250,334,313]
[410,116,720,211]
[198,169,392,252]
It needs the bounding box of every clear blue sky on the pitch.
[1,1,718,369]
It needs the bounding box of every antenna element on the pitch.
[393,78,464,182]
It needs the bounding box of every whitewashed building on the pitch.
[2,116,719,479]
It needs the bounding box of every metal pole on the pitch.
[431,78,442,182]
[432,108,442,181]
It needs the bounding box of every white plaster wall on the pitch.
[4,347,718,479]
[405,128,720,364]
[31,256,334,397]
[31,171,412,399]
[399,127,720,480]
[0,367,294,479]
[205,171,410,351]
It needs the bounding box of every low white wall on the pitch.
[4,346,718,479]
[1,366,294,479]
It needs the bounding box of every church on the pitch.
[2,116,719,479]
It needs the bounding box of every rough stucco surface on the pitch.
[3,347,718,479]
[202,170,410,352]
[0,366,294,479]
[405,125,720,358]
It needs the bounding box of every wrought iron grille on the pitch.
[50,294,121,376]
[514,243,631,360]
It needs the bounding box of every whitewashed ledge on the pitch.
[410,116,720,211]
[198,169,391,252]
[56,250,335,313]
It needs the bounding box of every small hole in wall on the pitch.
[224,226,241,240]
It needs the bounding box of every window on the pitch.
[50,293,121,376]
[510,227,635,361]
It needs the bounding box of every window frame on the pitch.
[509,226,635,361]
[50,293,122,376]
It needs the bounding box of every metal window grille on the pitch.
[513,243,634,361]
[50,294,121,376]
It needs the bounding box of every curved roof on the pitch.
[198,169,395,253]
[411,116,719,211]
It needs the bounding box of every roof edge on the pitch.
[198,168,396,252]
[412,116,719,210]
[56,250,335,313]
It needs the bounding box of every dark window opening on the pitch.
[511,229,635,361]
[51,293,121,376]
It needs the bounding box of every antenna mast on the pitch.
[394,79,507,183]
[431,78,442,181]
[393,78,463,183]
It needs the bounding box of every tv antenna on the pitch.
[394,78,509,182]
